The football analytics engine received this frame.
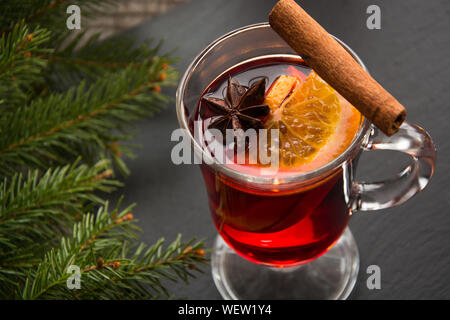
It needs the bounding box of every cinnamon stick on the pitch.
[269,0,406,136]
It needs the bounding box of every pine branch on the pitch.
[74,237,207,300]
[0,159,118,229]
[18,203,135,299]
[0,1,116,37]
[55,32,171,68]
[0,0,59,31]
[0,62,177,176]
[0,160,121,277]
[17,205,206,299]
[46,33,177,91]
[0,22,52,109]
[0,0,207,300]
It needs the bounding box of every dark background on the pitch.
[112,0,450,299]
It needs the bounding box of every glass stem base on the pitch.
[211,227,359,300]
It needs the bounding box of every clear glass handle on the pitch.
[353,122,436,211]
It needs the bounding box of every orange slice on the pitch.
[264,71,342,167]
[264,75,299,112]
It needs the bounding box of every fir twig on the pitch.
[0,0,115,40]
[0,0,206,300]
[0,22,52,108]
[0,160,121,267]
[46,34,176,90]
[0,62,177,176]
[18,205,206,300]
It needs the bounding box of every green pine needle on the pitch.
[0,0,206,300]
[18,205,207,300]
[0,62,177,176]
[0,22,52,109]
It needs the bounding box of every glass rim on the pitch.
[176,22,372,186]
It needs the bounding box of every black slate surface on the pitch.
[112,0,450,299]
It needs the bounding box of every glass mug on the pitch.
[176,23,436,300]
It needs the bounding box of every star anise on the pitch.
[201,76,270,140]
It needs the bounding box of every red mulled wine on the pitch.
[191,56,361,266]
